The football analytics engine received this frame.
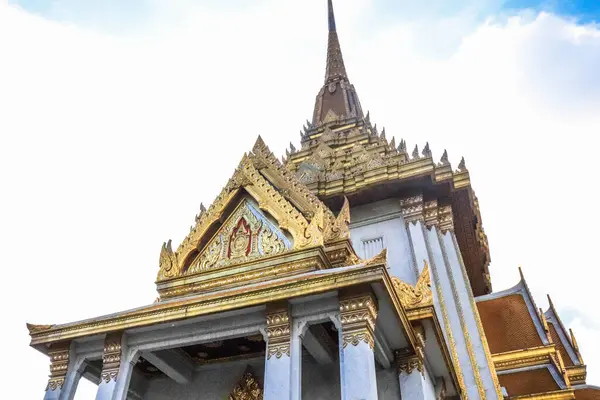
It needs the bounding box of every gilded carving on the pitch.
[339,293,378,349]
[100,332,123,383]
[184,199,291,276]
[260,227,286,256]
[363,248,387,267]
[229,367,262,400]
[159,257,321,299]
[26,323,54,334]
[46,343,69,391]
[424,200,438,228]
[396,350,424,375]
[323,197,351,243]
[400,195,424,224]
[266,307,291,359]
[438,205,454,233]
[392,262,432,309]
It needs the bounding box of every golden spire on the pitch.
[325,0,348,83]
[311,0,364,126]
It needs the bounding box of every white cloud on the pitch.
[1,2,599,398]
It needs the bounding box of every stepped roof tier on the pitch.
[285,0,491,297]
[476,268,598,398]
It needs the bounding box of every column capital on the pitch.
[339,291,378,349]
[100,332,124,383]
[400,194,454,232]
[45,342,70,392]
[395,348,424,375]
[266,302,291,359]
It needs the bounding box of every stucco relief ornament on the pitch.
[392,262,432,309]
[324,197,351,243]
[229,367,262,400]
[260,227,286,256]
[229,218,253,259]
[158,240,178,280]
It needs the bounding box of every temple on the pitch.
[28,2,597,399]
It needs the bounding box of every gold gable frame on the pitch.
[155,137,357,300]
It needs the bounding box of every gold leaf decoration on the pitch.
[229,367,262,400]
[324,197,351,243]
[392,262,432,309]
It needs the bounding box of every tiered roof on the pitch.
[284,0,491,296]
[476,269,597,399]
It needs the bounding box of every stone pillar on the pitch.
[95,332,135,400]
[263,303,293,400]
[339,291,379,400]
[396,349,436,400]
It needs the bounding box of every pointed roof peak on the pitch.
[328,0,337,32]
[325,0,347,83]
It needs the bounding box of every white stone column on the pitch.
[263,303,293,400]
[396,350,436,400]
[339,291,379,400]
[43,342,84,400]
[290,319,308,400]
[439,229,502,398]
[95,332,136,400]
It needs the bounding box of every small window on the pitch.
[362,237,384,259]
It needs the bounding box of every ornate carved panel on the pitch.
[185,200,291,276]
[100,332,123,383]
[266,304,291,359]
[229,367,262,400]
[339,293,378,349]
[46,342,70,391]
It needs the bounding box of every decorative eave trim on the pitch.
[492,345,558,372]
[565,365,587,386]
[156,246,331,300]
[29,262,418,354]
[507,389,575,400]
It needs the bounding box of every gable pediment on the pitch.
[155,137,356,300]
[185,198,292,275]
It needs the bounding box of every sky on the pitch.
[1,0,599,398]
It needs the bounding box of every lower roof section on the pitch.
[27,262,417,350]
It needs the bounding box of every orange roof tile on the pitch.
[498,368,561,397]
[477,293,544,354]
[575,386,600,400]
[549,321,575,368]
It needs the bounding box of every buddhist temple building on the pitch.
[28,1,598,399]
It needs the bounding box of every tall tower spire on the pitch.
[311,0,364,127]
[325,0,347,83]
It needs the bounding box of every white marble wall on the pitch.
[350,199,416,285]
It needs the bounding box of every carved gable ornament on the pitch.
[185,199,291,275]
[229,367,262,400]
[392,262,433,309]
[156,137,353,289]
